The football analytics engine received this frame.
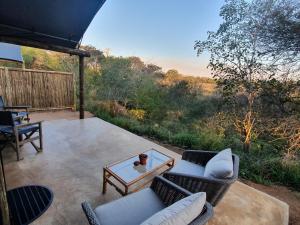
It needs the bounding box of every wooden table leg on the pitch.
[124,186,129,196]
[171,159,175,167]
[167,159,175,169]
[102,168,107,194]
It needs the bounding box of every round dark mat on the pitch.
[6,185,53,225]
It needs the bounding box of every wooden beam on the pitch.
[0,36,90,57]
[79,56,84,119]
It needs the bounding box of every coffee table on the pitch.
[102,149,174,196]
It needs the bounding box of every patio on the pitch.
[1,112,289,225]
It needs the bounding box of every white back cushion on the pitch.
[141,192,206,225]
[204,148,233,178]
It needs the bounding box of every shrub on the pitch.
[197,129,226,150]
[128,109,146,121]
[237,147,300,190]
[171,132,200,148]
[144,125,171,141]
[111,117,139,131]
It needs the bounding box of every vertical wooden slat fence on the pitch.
[0,67,75,110]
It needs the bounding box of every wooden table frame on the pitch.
[102,149,175,196]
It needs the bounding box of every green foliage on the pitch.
[84,53,298,190]
[238,149,300,189]
[171,132,200,148]
[6,28,298,190]
[195,0,300,154]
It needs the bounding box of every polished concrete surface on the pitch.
[29,110,94,122]
[2,117,289,225]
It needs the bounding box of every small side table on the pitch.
[102,149,175,196]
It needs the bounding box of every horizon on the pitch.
[82,0,224,77]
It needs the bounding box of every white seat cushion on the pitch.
[204,148,233,178]
[170,160,205,177]
[95,188,165,225]
[141,192,206,225]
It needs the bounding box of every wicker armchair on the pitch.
[82,176,213,225]
[163,150,239,206]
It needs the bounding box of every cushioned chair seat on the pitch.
[0,124,39,135]
[15,111,28,118]
[95,188,165,225]
[170,160,205,177]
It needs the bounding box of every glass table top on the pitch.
[107,149,172,184]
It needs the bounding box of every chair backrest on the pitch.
[0,96,5,110]
[0,111,14,126]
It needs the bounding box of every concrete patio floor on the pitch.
[29,110,94,122]
[2,116,289,225]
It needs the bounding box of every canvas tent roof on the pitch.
[0,43,23,63]
[0,0,106,50]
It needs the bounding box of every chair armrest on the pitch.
[15,121,43,129]
[151,177,214,224]
[232,154,240,180]
[150,176,191,206]
[4,106,31,110]
[182,150,217,166]
[163,171,232,186]
[81,202,101,225]
[163,171,236,206]
[190,202,214,225]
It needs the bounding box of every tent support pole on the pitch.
[79,55,84,119]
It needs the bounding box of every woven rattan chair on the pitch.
[82,176,213,225]
[163,150,239,206]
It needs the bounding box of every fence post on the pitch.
[4,67,12,105]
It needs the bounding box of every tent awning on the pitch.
[0,43,23,63]
[0,0,106,50]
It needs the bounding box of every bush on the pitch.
[171,132,200,148]
[128,109,146,121]
[111,117,139,130]
[142,125,170,141]
[197,129,226,150]
[237,147,300,190]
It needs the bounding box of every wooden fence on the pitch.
[0,67,75,110]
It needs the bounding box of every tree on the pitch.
[81,45,104,73]
[195,0,266,151]
[128,56,145,72]
[144,64,162,75]
[165,69,180,78]
[258,78,300,117]
[95,57,140,106]
[195,0,300,152]
[161,69,182,86]
[253,0,300,73]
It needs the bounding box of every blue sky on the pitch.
[82,0,224,77]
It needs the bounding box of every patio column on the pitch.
[79,55,84,119]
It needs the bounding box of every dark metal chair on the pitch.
[82,176,214,225]
[163,150,239,206]
[0,111,43,161]
[0,96,31,122]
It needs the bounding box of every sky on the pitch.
[82,0,224,77]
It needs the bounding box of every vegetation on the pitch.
[0,0,299,190]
